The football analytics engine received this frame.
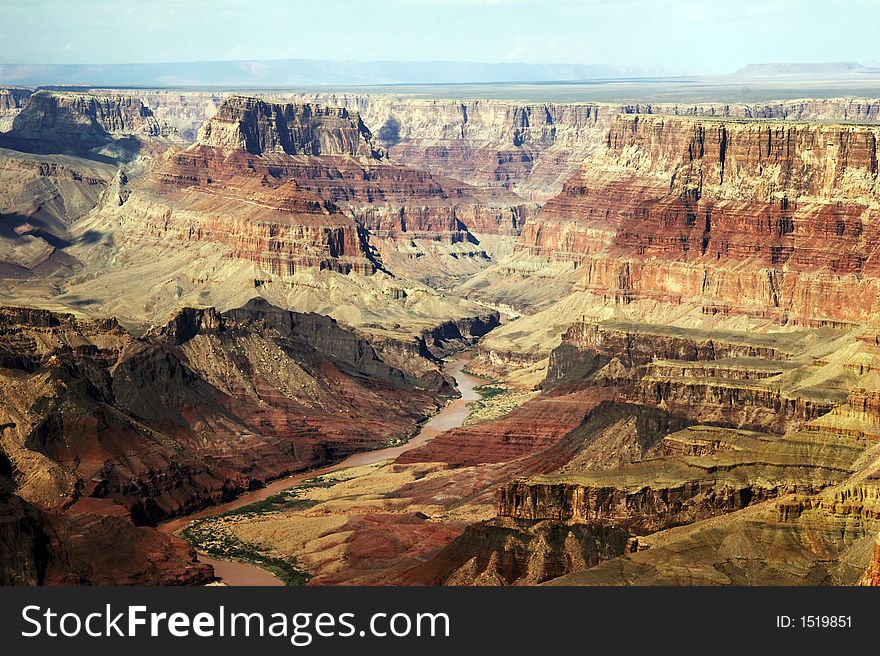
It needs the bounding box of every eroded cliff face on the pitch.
[287,94,608,202]
[199,96,386,159]
[0,493,213,585]
[138,91,222,142]
[424,421,867,585]
[5,91,173,147]
[0,88,32,132]
[412,517,631,586]
[543,318,845,433]
[287,94,880,203]
[131,146,375,275]
[113,96,533,303]
[0,91,186,296]
[0,302,447,525]
[634,98,880,122]
[520,114,880,324]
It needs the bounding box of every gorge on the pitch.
[2,85,880,586]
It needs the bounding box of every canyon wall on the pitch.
[8,91,168,145]
[0,88,31,131]
[0,492,213,585]
[521,114,880,323]
[199,96,386,159]
[0,302,447,524]
[286,94,608,201]
[287,93,880,202]
[126,96,532,281]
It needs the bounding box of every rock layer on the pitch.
[520,114,880,323]
[4,91,174,149]
[0,302,446,524]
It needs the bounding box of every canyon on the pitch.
[2,86,880,586]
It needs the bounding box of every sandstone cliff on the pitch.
[286,94,607,201]
[199,95,386,159]
[0,302,447,524]
[287,93,880,203]
[519,115,880,324]
[119,96,533,291]
[7,91,167,146]
[0,88,31,132]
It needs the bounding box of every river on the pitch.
[159,350,488,585]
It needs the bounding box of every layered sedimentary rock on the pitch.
[0,89,31,114]
[288,94,609,201]
[804,386,880,439]
[497,428,859,529]
[129,148,375,275]
[200,96,386,159]
[124,96,531,284]
[0,493,213,585]
[860,533,880,585]
[0,91,180,292]
[543,318,847,433]
[617,98,880,123]
[547,472,880,585]
[0,88,32,132]
[287,93,880,203]
[209,388,690,586]
[397,388,612,467]
[428,424,865,585]
[0,302,447,524]
[414,517,631,586]
[520,114,880,324]
[0,154,113,280]
[2,90,177,150]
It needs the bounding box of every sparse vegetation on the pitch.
[181,519,311,586]
[464,383,539,425]
[180,482,330,585]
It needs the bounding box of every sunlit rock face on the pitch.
[520,114,880,323]
[4,86,880,587]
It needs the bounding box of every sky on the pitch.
[0,0,878,75]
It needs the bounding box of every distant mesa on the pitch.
[0,90,180,159]
[733,62,870,77]
[198,95,386,160]
[0,59,699,88]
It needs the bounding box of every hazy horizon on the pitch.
[1,0,878,76]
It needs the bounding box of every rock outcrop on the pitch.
[5,91,170,148]
[0,493,214,585]
[0,88,31,131]
[287,94,609,201]
[199,96,386,159]
[410,517,631,586]
[288,93,880,203]
[520,114,880,324]
[123,96,533,284]
[425,424,865,585]
[0,302,447,524]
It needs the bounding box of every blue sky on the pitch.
[0,0,877,74]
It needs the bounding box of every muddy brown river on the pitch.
[159,351,488,585]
